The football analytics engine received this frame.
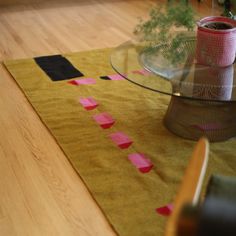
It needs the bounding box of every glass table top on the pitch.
[110,39,236,102]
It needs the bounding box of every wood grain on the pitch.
[0,1,214,235]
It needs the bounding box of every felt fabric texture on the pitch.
[34,54,84,81]
[4,48,236,236]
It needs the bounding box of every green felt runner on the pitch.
[4,48,236,236]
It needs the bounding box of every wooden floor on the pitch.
[0,1,215,235]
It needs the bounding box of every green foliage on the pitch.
[134,0,196,65]
[222,0,236,19]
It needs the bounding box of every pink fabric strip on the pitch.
[156,204,173,216]
[68,80,78,85]
[107,74,125,80]
[68,78,96,85]
[109,132,133,149]
[191,123,222,131]
[128,153,153,173]
[79,97,98,110]
[93,113,115,129]
[132,69,151,76]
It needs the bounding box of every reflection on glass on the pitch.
[110,39,236,102]
[193,64,234,100]
[171,64,234,101]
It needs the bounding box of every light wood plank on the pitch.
[0,217,16,236]
[0,1,155,235]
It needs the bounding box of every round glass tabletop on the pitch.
[110,39,236,102]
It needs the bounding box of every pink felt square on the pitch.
[79,97,98,110]
[68,80,78,85]
[68,78,96,85]
[93,113,115,129]
[156,204,173,216]
[109,132,133,149]
[191,123,222,131]
[128,153,153,173]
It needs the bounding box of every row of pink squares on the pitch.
[79,97,154,173]
[68,72,173,216]
[68,69,151,85]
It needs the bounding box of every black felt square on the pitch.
[100,76,111,80]
[34,55,84,81]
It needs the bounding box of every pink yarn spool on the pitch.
[196,16,236,67]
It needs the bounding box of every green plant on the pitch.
[222,0,236,19]
[134,0,196,65]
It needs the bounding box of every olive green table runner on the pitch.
[4,48,236,236]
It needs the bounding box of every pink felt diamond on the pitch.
[79,97,98,110]
[128,153,153,173]
[109,132,133,149]
[156,204,173,216]
[93,113,115,129]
